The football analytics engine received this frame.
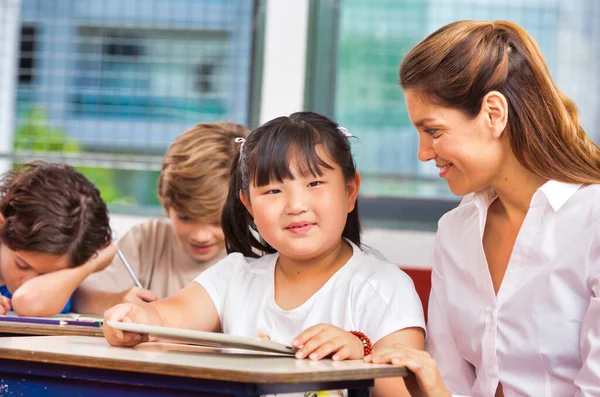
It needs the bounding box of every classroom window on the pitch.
[18,25,37,85]
[11,0,259,212]
[307,0,600,229]
[73,27,230,122]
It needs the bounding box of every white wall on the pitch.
[109,214,436,269]
[259,0,309,123]
[0,0,20,174]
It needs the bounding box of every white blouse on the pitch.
[426,180,600,397]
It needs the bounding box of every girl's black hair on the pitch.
[222,111,361,257]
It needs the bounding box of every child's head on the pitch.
[0,162,112,293]
[222,111,361,259]
[158,122,249,262]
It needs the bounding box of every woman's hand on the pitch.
[293,324,364,361]
[365,344,451,397]
[103,303,153,347]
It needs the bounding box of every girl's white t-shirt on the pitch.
[194,241,425,347]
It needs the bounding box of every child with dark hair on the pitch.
[103,112,425,397]
[0,162,112,316]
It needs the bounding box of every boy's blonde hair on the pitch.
[158,122,249,222]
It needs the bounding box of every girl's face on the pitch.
[167,208,225,263]
[405,89,506,196]
[0,245,70,294]
[241,146,360,261]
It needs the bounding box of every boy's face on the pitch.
[0,245,70,294]
[167,208,225,263]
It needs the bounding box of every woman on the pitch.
[366,20,600,396]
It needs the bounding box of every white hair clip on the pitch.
[338,126,351,137]
[234,137,246,150]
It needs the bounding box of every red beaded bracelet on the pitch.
[349,330,372,356]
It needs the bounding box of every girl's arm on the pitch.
[370,327,425,397]
[367,242,475,397]
[103,282,221,347]
[11,245,116,316]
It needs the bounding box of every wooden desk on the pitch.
[0,336,407,396]
[0,321,103,337]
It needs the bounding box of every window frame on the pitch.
[304,0,459,231]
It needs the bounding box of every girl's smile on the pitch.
[285,221,316,235]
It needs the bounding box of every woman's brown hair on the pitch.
[400,20,600,184]
[0,162,112,267]
[158,121,249,222]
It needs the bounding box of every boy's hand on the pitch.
[364,344,451,397]
[0,296,11,315]
[103,303,152,347]
[292,324,364,361]
[116,287,157,306]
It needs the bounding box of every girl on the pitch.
[104,112,425,397]
[367,20,600,396]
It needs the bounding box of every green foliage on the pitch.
[77,166,135,205]
[14,107,81,152]
[13,107,134,205]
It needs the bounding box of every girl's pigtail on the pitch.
[222,150,256,257]
[222,148,275,257]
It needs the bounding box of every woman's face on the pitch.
[405,89,506,196]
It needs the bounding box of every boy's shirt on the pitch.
[82,219,225,299]
[0,285,72,314]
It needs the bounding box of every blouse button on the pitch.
[487,367,497,377]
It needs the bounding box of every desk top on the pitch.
[0,336,407,383]
[0,322,103,337]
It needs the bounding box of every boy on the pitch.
[73,122,248,315]
[0,162,112,316]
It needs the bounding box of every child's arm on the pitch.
[103,282,221,347]
[11,245,116,317]
[72,286,158,316]
[368,327,427,397]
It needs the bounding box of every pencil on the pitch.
[116,249,143,288]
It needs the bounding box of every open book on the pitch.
[107,321,298,355]
[1,311,103,327]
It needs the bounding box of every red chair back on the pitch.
[400,267,432,322]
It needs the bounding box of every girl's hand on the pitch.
[0,296,11,315]
[103,303,151,347]
[364,344,451,397]
[292,324,364,361]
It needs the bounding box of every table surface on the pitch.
[0,335,408,383]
